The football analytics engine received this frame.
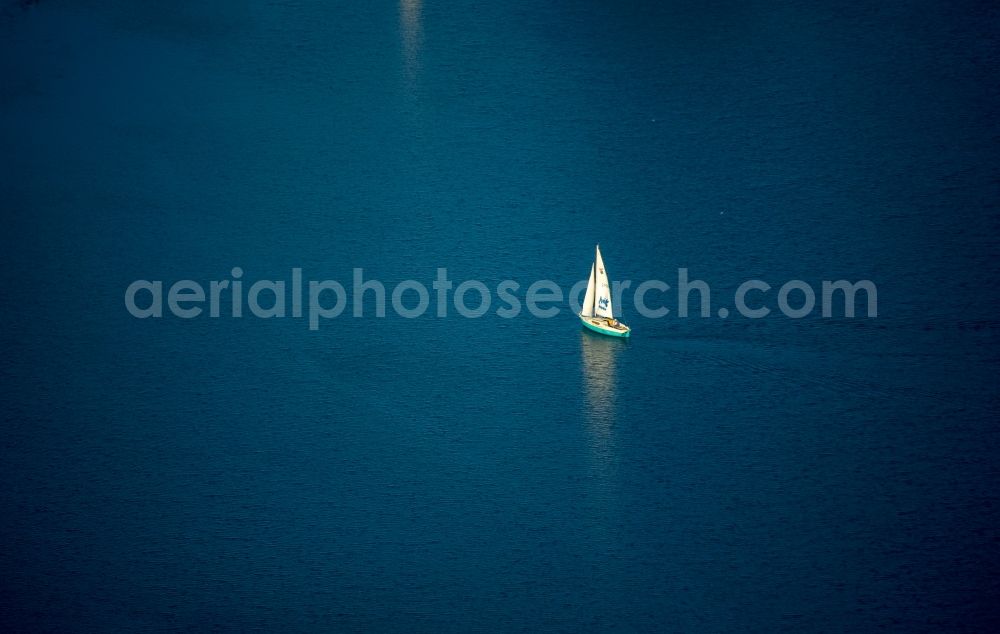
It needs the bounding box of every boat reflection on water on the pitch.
[580,329,622,427]
[399,0,422,91]
[580,329,626,486]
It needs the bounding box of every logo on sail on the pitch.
[598,297,609,309]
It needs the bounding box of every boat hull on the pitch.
[579,314,631,337]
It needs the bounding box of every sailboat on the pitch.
[580,245,631,338]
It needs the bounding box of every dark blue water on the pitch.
[2,1,999,631]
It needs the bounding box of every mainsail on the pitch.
[594,245,614,318]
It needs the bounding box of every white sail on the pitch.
[581,262,596,317]
[594,245,614,318]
